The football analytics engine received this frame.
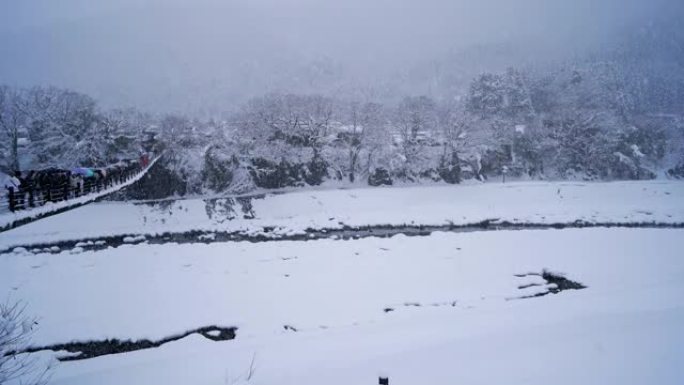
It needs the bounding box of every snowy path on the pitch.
[2,228,683,385]
[1,180,683,249]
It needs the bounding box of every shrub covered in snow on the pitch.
[368,168,393,186]
[0,301,51,385]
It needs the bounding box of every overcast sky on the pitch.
[0,0,681,116]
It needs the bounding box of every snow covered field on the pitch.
[1,181,684,385]
[2,228,684,385]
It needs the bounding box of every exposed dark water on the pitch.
[512,270,587,299]
[15,326,237,361]
[4,220,683,256]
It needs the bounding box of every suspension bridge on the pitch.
[0,155,160,232]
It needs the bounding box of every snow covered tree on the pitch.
[236,93,336,187]
[240,94,334,157]
[0,86,27,173]
[467,69,535,121]
[339,101,364,183]
[202,145,238,192]
[21,87,98,168]
[336,100,386,182]
[97,108,151,162]
[155,114,207,194]
[463,68,541,178]
[467,73,505,119]
[393,96,438,180]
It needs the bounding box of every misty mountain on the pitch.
[1,0,681,117]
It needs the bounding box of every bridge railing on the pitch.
[2,156,156,214]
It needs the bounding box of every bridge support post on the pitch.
[16,188,25,209]
[8,187,15,212]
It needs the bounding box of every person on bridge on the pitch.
[3,173,20,191]
[4,172,21,211]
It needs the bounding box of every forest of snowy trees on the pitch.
[0,86,152,173]
[2,28,684,198]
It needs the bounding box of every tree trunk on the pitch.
[349,148,358,183]
[10,131,19,171]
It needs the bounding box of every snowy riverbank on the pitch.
[1,180,683,249]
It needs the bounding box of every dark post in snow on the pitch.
[379,376,389,385]
[8,187,15,212]
[28,187,34,207]
[63,184,69,201]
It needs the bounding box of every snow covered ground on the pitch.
[1,180,683,248]
[1,228,683,384]
[1,181,683,385]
